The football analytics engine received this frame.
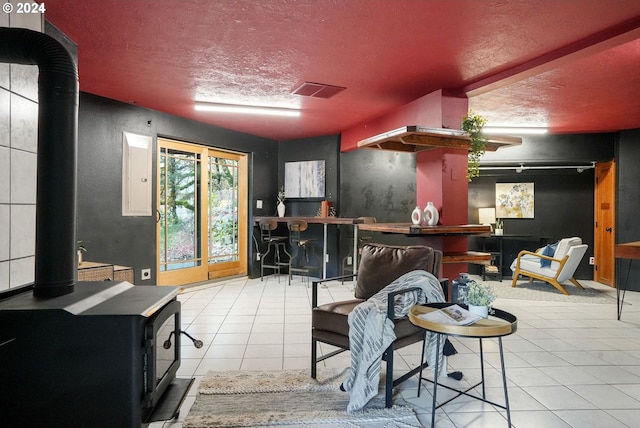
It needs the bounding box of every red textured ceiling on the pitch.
[41,0,640,140]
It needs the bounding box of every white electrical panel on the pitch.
[122,132,153,216]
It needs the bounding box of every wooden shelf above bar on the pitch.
[443,251,492,265]
[357,126,521,153]
[357,222,491,235]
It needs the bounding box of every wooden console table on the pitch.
[357,223,493,265]
[615,241,640,320]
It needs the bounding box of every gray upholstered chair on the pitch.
[311,243,445,408]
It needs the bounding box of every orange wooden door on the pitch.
[594,160,616,287]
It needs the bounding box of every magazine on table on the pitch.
[418,304,482,326]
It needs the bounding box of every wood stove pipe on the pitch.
[0,28,79,297]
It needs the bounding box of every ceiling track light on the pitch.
[194,102,301,117]
[479,162,596,173]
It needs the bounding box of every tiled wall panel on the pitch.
[0,146,9,203]
[0,89,9,146]
[10,149,37,204]
[0,4,43,289]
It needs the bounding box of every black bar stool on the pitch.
[259,219,291,282]
[287,220,319,286]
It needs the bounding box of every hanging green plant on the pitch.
[462,111,488,181]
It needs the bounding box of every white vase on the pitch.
[277,201,285,217]
[494,228,503,235]
[424,201,439,226]
[468,304,489,319]
[411,206,423,225]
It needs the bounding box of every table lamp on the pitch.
[478,207,496,231]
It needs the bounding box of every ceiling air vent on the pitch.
[291,82,346,99]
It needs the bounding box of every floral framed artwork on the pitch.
[284,160,325,198]
[496,182,534,218]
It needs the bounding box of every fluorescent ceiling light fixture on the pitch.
[194,102,300,117]
[483,126,548,135]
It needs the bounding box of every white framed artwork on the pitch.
[284,160,325,198]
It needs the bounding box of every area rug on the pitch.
[183,368,422,427]
[483,277,617,304]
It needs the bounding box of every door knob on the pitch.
[606,227,612,232]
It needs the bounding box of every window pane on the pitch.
[208,156,239,264]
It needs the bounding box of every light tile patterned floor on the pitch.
[152,274,640,428]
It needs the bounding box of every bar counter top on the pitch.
[357,223,492,265]
[254,216,362,225]
[358,223,491,235]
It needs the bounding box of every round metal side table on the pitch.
[409,303,518,427]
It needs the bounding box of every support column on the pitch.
[341,89,471,285]
[414,92,469,282]
[416,148,469,281]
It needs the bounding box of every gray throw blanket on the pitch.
[342,269,446,412]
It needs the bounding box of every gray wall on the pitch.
[337,133,617,281]
[616,129,640,291]
[337,148,419,277]
[45,90,640,286]
[468,133,615,279]
[271,136,341,277]
[77,93,276,284]
[467,170,595,279]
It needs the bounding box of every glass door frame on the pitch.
[157,138,208,285]
[156,138,248,286]
[206,148,248,280]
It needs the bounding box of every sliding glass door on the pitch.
[157,139,247,285]
[207,150,247,280]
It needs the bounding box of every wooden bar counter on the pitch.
[358,222,493,265]
[255,216,363,225]
[358,223,490,235]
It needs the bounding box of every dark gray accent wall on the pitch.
[481,133,615,165]
[337,133,615,281]
[616,128,640,291]
[468,170,595,279]
[340,149,416,223]
[77,92,276,284]
[469,133,616,280]
[338,149,419,271]
[278,136,340,216]
[77,90,636,289]
[272,136,341,277]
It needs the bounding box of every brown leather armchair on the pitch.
[311,243,445,408]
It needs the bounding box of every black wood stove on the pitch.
[0,28,194,427]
